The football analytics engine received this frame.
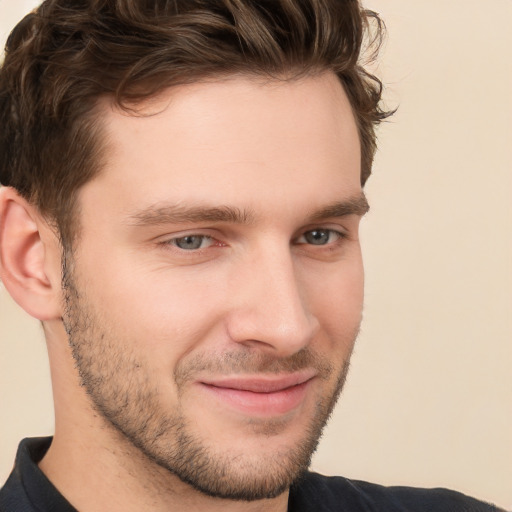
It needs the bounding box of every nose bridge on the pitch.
[227,239,319,354]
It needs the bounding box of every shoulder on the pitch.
[288,472,502,512]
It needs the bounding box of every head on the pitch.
[0,0,388,249]
[0,0,390,504]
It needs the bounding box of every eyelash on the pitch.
[161,228,347,252]
[164,235,218,251]
[295,228,346,246]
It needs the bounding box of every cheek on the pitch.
[79,251,231,360]
[303,257,364,338]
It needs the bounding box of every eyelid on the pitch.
[154,223,350,252]
[294,227,348,244]
[170,234,214,250]
[159,232,222,249]
[154,227,218,243]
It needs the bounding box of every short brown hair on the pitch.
[0,0,391,247]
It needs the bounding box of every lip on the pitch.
[198,371,316,416]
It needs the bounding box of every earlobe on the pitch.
[0,187,62,320]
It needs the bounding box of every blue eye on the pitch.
[170,235,213,250]
[298,229,343,246]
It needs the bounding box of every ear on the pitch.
[0,187,63,320]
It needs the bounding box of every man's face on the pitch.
[63,72,365,500]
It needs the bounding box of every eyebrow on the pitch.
[128,193,369,227]
[128,204,255,226]
[308,193,369,220]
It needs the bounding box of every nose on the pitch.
[225,243,320,357]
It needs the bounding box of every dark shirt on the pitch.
[0,438,504,511]
[0,438,75,511]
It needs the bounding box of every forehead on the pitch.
[84,73,361,217]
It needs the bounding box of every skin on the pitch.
[0,72,366,511]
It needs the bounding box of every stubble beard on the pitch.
[61,253,356,501]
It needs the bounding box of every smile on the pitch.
[198,372,316,416]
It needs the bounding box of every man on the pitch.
[0,1,504,511]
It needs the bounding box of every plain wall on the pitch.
[1,1,511,509]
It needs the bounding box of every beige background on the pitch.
[1,1,511,509]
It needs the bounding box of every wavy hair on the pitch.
[0,0,392,246]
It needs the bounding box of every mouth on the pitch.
[198,371,316,416]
